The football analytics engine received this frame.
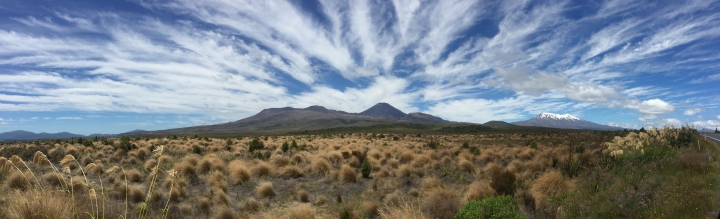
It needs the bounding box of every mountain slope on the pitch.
[512,113,622,130]
[360,103,407,120]
[129,103,456,136]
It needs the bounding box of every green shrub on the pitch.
[248,138,265,153]
[560,161,581,178]
[455,196,524,219]
[117,135,136,152]
[192,145,203,154]
[426,140,441,149]
[281,142,289,153]
[361,159,371,178]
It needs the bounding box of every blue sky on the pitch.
[1,0,720,135]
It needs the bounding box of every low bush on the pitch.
[455,195,524,219]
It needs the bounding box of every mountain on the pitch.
[360,103,407,120]
[128,103,456,136]
[483,121,519,128]
[512,113,623,130]
[0,130,85,141]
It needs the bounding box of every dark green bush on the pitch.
[248,138,265,153]
[455,196,524,219]
[281,142,289,153]
[560,161,581,178]
[117,136,136,152]
[426,140,441,149]
[361,159,371,178]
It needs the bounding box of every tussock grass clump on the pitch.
[281,165,304,179]
[174,160,196,178]
[379,200,428,219]
[270,155,290,167]
[421,190,460,219]
[42,172,66,188]
[529,170,573,209]
[256,181,276,198]
[240,197,261,212]
[254,203,318,219]
[339,164,357,183]
[311,157,331,175]
[198,154,226,174]
[297,190,310,202]
[128,184,147,203]
[212,206,238,219]
[206,170,228,192]
[228,160,250,184]
[362,201,379,219]
[2,189,73,219]
[158,155,172,164]
[6,171,32,190]
[463,181,495,202]
[457,159,475,173]
[251,162,272,178]
[125,169,144,183]
[144,159,157,171]
[314,195,327,206]
[422,177,444,189]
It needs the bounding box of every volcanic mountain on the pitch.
[128,103,454,136]
[512,113,622,130]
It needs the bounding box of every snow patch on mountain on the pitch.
[533,113,580,121]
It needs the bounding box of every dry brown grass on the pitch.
[128,184,147,203]
[311,157,331,175]
[240,197,261,212]
[125,169,144,183]
[253,203,319,219]
[421,190,460,219]
[463,181,495,202]
[529,170,574,209]
[144,159,157,171]
[280,165,303,179]
[206,170,228,192]
[314,195,327,206]
[198,154,226,174]
[42,172,65,188]
[297,190,310,202]
[5,171,31,190]
[255,181,276,198]
[1,189,73,219]
[339,164,357,183]
[422,177,444,189]
[251,162,272,178]
[379,199,427,219]
[228,160,251,185]
[457,159,475,173]
[213,206,238,219]
[270,155,290,167]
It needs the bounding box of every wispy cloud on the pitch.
[0,0,718,128]
[57,117,82,120]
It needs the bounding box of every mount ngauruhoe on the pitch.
[512,113,622,130]
[129,103,455,136]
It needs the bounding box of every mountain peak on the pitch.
[533,112,580,121]
[360,102,407,120]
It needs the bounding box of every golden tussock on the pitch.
[228,160,251,184]
[255,181,276,198]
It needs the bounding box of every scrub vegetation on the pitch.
[0,126,716,218]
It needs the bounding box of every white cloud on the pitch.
[689,73,720,84]
[490,67,568,96]
[608,122,640,129]
[627,99,675,114]
[43,117,51,120]
[662,118,683,127]
[684,108,703,116]
[57,117,82,120]
[0,121,7,125]
[565,84,621,104]
[0,117,3,121]
[30,117,39,119]
[294,76,418,113]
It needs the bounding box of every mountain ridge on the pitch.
[512,112,622,130]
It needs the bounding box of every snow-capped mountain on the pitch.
[512,113,622,130]
[532,113,580,121]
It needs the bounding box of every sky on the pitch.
[1,0,720,135]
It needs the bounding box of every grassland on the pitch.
[0,126,717,218]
